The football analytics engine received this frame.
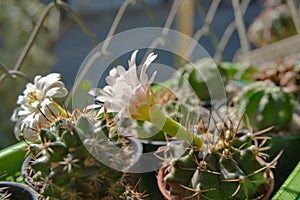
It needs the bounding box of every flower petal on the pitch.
[45,87,68,98]
[128,50,138,68]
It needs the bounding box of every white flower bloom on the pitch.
[89,50,157,120]
[11,73,68,140]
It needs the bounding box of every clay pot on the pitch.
[0,181,38,200]
[157,161,274,200]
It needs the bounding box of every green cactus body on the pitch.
[176,58,224,102]
[162,123,273,199]
[235,81,296,130]
[25,114,143,200]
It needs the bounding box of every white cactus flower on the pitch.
[88,51,203,148]
[11,73,68,141]
[89,50,157,121]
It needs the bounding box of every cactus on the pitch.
[254,54,300,99]
[23,112,143,200]
[160,115,277,199]
[248,3,297,47]
[234,81,297,131]
[175,58,224,102]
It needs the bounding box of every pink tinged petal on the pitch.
[149,70,158,84]
[106,76,116,85]
[88,88,104,96]
[117,65,126,76]
[103,85,113,94]
[104,101,124,112]
[93,87,114,101]
[109,68,118,77]
[116,108,130,120]
[127,66,140,87]
[145,53,157,64]
[128,50,138,69]
[96,95,113,102]
[118,86,133,102]
[140,53,157,83]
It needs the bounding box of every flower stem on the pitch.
[148,105,202,148]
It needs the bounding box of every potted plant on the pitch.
[156,114,278,199]
[21,115,144,199]
[9,73,145,199]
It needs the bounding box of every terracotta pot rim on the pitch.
[157,162,275,200]
[0,181,38,200]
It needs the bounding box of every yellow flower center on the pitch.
[27,91,38,104]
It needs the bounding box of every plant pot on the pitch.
[0,181,38,200]
[157,160,275,200]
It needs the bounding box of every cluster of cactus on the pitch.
[234,81,297,131]
[248,3,297,47]
[161,115,276,199]
[254,54,300,99]
[24,112,144,200]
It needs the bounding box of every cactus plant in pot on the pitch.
[21,114,144,199]
[10,73,144,199]
[156,114,279,200]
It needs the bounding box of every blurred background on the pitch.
[0,0,299,149]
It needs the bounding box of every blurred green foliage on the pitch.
[0,0,56,149]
